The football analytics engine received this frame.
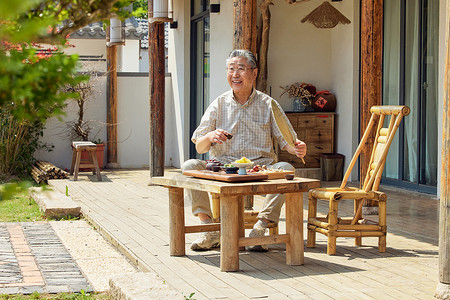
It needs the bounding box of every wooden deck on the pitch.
[49,169,439,299]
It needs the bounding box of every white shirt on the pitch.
[192,89,297,165]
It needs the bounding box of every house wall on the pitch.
[116,74,175,168]
[169,0,359,175]
[168,0,191,166]
[209,1,234,102]
[269,1,331,110]
[118,40,141,72]
[64,39,107,71]
[330,1,360,181]
[65,39,108,58]
[34,75,174,170]
[34,77,108,170]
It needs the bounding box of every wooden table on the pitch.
[151,174,320,272]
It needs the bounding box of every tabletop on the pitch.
[151,173,320,195]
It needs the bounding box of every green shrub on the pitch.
[0,48,83,181]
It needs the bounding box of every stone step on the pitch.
[28,187,81,219]
[109,273,182,300]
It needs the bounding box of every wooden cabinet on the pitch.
[277,112,335,168]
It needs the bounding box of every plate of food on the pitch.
[233,157,253,175]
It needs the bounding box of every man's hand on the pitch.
[207,129,231,145]
[293,140,307,159]
[195,129,231,154]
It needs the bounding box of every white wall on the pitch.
[65,39,108,59]
[209,1,234,102]
[116,75,175,168]
[64,39,107,71]
[268,1,332,111]
[34,77,108,170]
[330,1,360,180]
[35,75,175,170]
[168,0,191,166]
[118,40,141,72]
[169,0,359,172]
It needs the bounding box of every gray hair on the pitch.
[226,49,258,69]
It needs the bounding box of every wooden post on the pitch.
[360,0,383,209]
[285,192,303,265]
[220,195,240,272]
[106,44,119,168]
[233,0,257,54]
[169,187,185,256]
[256,0,273,93]
[436,4,450,298]
[149,1,165,177]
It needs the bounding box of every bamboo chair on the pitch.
[307,105,410,255]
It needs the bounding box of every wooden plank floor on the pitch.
[49,169,439,300]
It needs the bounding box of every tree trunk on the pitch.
[256,0,273,93]
[149,2,165,178]
[233,0,257,54]
[106,44,118,167]
[360,0,383,209]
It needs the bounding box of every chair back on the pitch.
[340,105,410,192]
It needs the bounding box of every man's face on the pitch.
[226,57,258,95]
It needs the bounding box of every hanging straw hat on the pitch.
[301,1,351,28]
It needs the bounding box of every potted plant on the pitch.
[63,69,105,170]
[280,82,317,112]
[89,138,105,170]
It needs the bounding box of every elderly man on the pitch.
[183,49,306,251]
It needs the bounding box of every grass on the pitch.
[0,188,46,222]
[0,291,111,299]
[0,185,101,300]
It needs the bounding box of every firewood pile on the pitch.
[31,161,68,184]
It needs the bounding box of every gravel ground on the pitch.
[50,220,139,292]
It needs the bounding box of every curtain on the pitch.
[424,0,438,186]
[403,0,419,183]
[383,1,401,179]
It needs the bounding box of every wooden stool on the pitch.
[70,142,102,181]
[211,194,278,235]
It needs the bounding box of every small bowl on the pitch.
[225,167,239,174]
[285,174,295,180]
[211,165,221,172]
[232,162,253,168]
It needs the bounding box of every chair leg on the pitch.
[354,199,363,246]
[91,150,102,181]
[268,224,279,235]
[327,195,338,255]
[244,195,253,210]
[378,199,387,252]
[307,193,317,248]
[73,151,82,181]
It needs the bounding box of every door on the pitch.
[190,0,210,159]
[382,0,438,194]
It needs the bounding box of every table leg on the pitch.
[285,192,304,265]
[238,196,245,251]
[169,187,185,256]
[220,195,240,272]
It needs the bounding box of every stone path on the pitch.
[0,222,93,295]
